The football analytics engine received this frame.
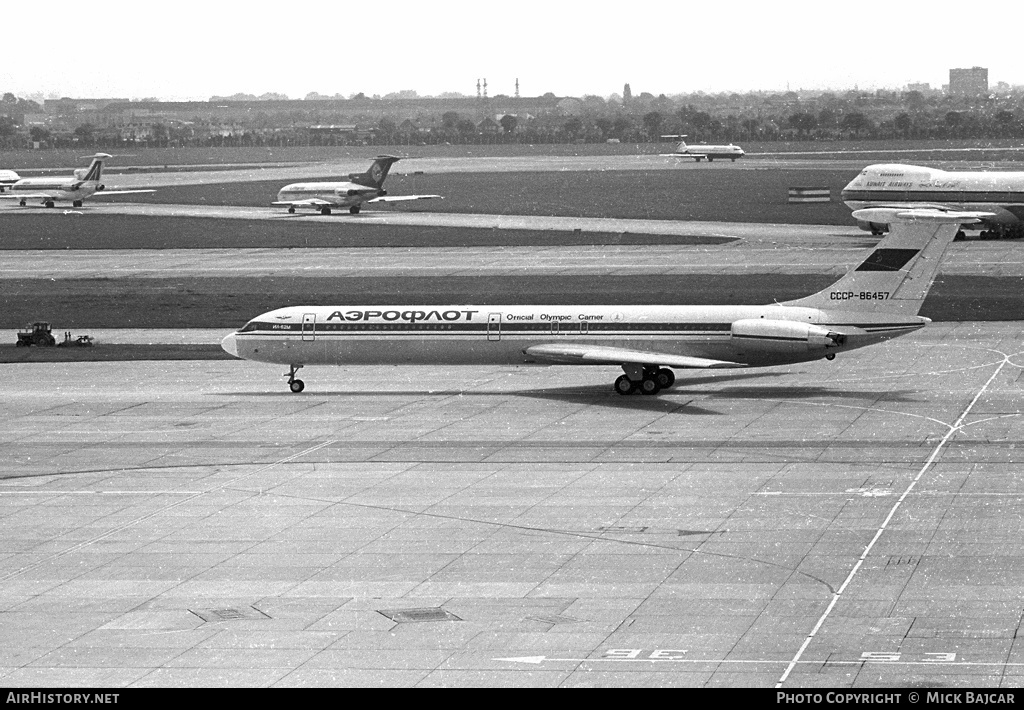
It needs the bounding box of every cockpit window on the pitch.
[239,321,259,333]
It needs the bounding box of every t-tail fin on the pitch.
[349,155,401,188]
[782,209,991,316]
[74,153,111,183]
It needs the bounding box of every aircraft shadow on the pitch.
[219,386,724,415]
[704,385,920,403]
[509,384,723,414]
[220,370,916,408]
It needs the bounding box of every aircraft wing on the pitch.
[852,207,994,223]
[0,192,51,199]
[523,343,745,369]
[367,194,443,203]
[272,198,334,206]
[93,189,156,196]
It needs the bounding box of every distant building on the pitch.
[906,82,931,92]
[949,67,988,96]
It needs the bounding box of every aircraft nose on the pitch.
[221,332,238,357]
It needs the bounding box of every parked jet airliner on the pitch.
[273,155,441,215]
[222,209,982,394]
[0,169,19,192]
[0,153,154,207]
[660,135,745,162]
[843,163,1024,238]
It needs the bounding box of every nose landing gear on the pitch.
[285,364,305,393]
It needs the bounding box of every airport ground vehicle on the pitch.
[16,322,56,347]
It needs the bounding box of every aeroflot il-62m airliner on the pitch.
[222,209,983,394]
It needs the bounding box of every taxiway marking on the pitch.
[776,351,1015,687]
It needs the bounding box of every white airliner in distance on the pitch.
[843,163,1024,238]
[273,155,441,215]
[660,135,745,162]
[222,208,985,395]
[0,153,154,207]
[0,169,19,192]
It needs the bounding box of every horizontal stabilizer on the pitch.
[852,207,993,224]
[524,343,745,369]
[368,194,443,203]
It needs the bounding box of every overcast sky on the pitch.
[4,1,1021,101]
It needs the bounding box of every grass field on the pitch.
[4,138,1024,170]
[105,168,858,225]
[3,143,1021,348]
[0,215,735,250]
[3,274,1019,332]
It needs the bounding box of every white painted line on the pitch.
[498,656,1024,667]
[775,351,1013,688]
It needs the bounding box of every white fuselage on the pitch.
[222,303,924,369]
[276,181,380,208]
[842,163,1024,225]
[672,143,745,161]
[7,177,100,202]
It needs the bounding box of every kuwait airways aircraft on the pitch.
[222,208,983,394]
[843,163,1024,238]
[660,135,745,162]
[0,168,19,191]
[273,155,440,215]
[0,153,154,207]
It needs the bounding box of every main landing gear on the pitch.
[319,206,332,215]
[285,364,305,393]
[349,205,361,214]
[613,365,675,396]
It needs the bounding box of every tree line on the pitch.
[5,88,1024,149]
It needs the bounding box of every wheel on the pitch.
[321,207,332,215]
[19,200,26,206]
[15,340,25,347]
[72,200,83,207]
[44,201,54,208]
[707,157,714,162]
[349,205,361,214]
[614,375,636,395]
[825,353,836,361]
[654,368,675,388]
[639,377,660,395]
[288,206,295,214]
[289,379,305,393]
